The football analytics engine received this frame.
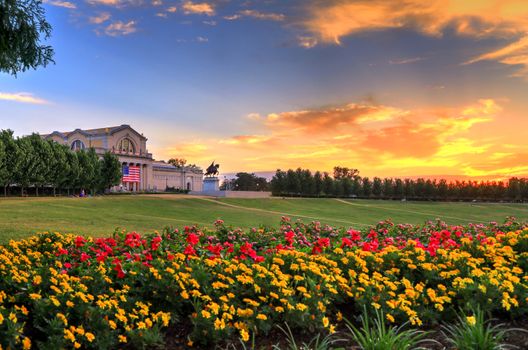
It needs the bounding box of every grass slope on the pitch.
[0,195,527,242]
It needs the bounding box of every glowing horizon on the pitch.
[1,0,527,180]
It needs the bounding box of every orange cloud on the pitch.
[159,98,516,177]
[90,12,111,24]
[182,1,215,16]
[300,0,528,76]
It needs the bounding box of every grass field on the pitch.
[1,194,527,242]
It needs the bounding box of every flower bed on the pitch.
[0,218,527,349]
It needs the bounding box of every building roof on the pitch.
[42,125,147,140]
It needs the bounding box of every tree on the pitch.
[15,136,34,196]
[372,177,382,198]
[229,172,269,191]
[99,151,122,192]
[0,0,54,75]
[168,158,187,167]
[322,172,334,196]
[0,138,6,194]
[28,133,52,196]
[362,177,372,197]
[333,166,360,180]
[86,148,101,195]
[0,130,20,196]
[314,171,323,196]
[48,140,67,196]
[270,169,287,196]
[62,149,79,195]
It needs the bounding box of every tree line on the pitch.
[270,166,528,201]
[220,172,270,191]
[0,130,122,196]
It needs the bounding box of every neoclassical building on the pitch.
[42,125,203,192]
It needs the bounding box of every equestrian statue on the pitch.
[205,161,220,177]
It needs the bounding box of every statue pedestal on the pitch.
[203,177,219,192]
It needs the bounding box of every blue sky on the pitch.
[1,0,528,178]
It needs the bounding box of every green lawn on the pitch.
[1,194,527,242]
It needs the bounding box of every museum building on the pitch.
[42,125,203,192]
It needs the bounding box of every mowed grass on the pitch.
[0,194,527,242]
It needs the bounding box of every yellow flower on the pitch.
[118,335,127,343]
[386,313,395,323]
[466,316,476,326]
[85,332,95,342]
[256,314,267,320]
[29,293,41,300]
[22,337,31,350]
[240,329,250,342]
[201,310,211,319]
[322,317,329,328]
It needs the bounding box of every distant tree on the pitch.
[0,130,20,196]
[99,151,122,192]
[382,178,394,198]
[270,169,287,196]
[47,140,67,196]
[229,172,269,191]
[352,176,362,196]
[313,171,323,196]
[372,177,382,198]
[286,169,301,195]
[394,178,404,199]
[28,134,52,196]
[0,0,54,75]
[362,177,372,197]
[62,150,79,195]
[86,148,101,195]
[15,136,34,196]
[342,177,352,197]
[0,138,5,194]
[168,158,187,167]
[322,172,334,196]
[333,166,360,180]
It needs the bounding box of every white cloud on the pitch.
[0,92,50,105]
[103,20,137,36]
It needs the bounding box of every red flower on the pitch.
[341,237,353,248]
[80,253,91,262]
[186,233,199,246]
[348,229,361,241]
[75,236,86,247]
[184,244,196,256]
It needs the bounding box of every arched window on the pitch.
[118,138,136,153]
[71,140,85,151]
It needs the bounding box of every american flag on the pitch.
[122,165,140,183]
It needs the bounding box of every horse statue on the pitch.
[205,161,220,177]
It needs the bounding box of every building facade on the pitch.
[43,125,203,192]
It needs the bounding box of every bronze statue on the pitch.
[205,161,220,177]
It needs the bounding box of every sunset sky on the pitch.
[1,0,527,179]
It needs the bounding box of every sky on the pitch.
[1,0,528,180]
